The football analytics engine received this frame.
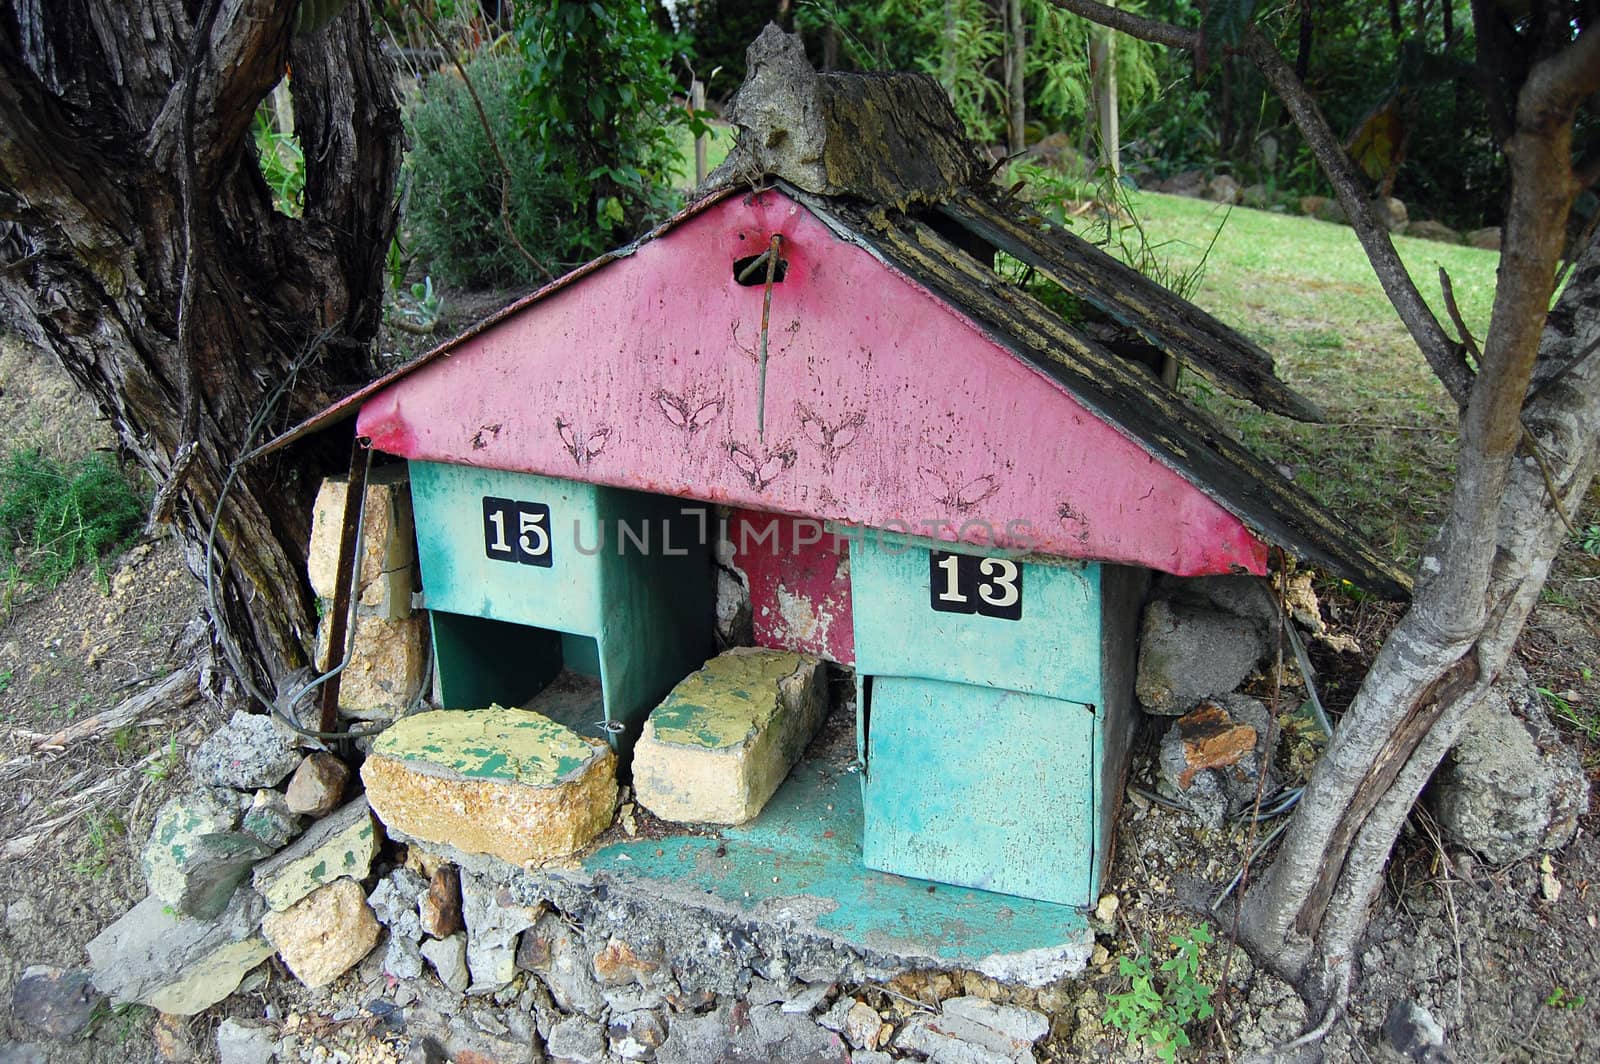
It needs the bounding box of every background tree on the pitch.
[0,1,402,710]
[1052,0,1600,1036]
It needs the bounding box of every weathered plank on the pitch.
[943,191,1324,422]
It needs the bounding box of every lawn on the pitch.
[1097,192,1502,566]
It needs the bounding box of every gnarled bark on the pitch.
[0,1,402,704]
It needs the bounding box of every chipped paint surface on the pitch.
[587,754,1092,978]
[649,648,805,750]
[355,190,1269,578]
[732,510,855,664]
[370,705,602,784]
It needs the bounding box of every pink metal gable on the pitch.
[355,189,1269,577]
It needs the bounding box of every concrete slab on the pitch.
[528,722,1092,987]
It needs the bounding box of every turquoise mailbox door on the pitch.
[408,461,713,755]
[850,533,1143,907]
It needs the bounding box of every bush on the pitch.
[403,56,599,288]
[403,2,687,290]
[0,449,144,587]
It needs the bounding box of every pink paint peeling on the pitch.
[731,509,855,665]
[354,190,1269,577]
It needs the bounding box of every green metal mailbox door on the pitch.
[848,536,1105,704]
[861,677,1096,905]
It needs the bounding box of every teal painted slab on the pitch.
[410,461,713,755]
[861,677,1095,906]
[586,754,1090,968]
[848,535,1104,703]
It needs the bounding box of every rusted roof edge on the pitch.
[251,187,743,459]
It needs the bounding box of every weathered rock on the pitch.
[1314,198,1348,224]
[593,937,662,987]
[307,468,416,619]
[1468,226,1502,250]
[460,868,542,993]
[516,911,605,1015]
[609,1010,668,1060]
[86,889,272,1015]
[240,788,302,849]
[215,1018,277,1064]
[1373,195,1408,231]
[362,706,618,865]
[1406,220,1461,245]
[1156,170,1206,197]
[170,831,275,919]
[1158,696,1278,827]
[421,864,465,938]
[316,611,429,721]
[189,710,300,790]
[140,788,244,910]
[10,967,102,1040]
[385,931,426,981]
[1431,681,1589,862]
[421,933,471,994]
[657,1001,850,1064]
[705,25,983,211]
[252,795,379,911]
[633,648,826,824]
[782,980,833,1014]
[284,752,350,816]
[941,996,1050,1046]
[1298,195,1330,217]
[1240,183,1274,209]
[1135,599,1269,714]
[842,1000,886,1050]
[368,866,428,926]
[0,1044,48,1064]
[1384,1000,1449,1062]
[1206,174,1241,204]
[548,1016,608,1064]
[261,877,381,988]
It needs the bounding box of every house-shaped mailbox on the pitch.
[281,182,1406,911]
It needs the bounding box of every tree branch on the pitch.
[1048,1,1475,406]
[1044,0,1200,52]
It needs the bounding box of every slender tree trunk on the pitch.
[1089,15,1120,174]
[941,0,959,94]
[1005,0,1026,154]
[1239,48,1600,992]
[0,1,402,707]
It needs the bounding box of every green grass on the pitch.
[667,119,737,189]
[1105,192,1502,568]
[0,448,144,590]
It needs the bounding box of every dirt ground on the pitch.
[1,329,1598,1063]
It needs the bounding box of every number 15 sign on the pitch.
[483,497,553,567]
[929,550,1023,620]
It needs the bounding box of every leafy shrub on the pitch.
[1103,923,1216,1063]
[0,449,144,587]
[403,56,599,288]
[403,2,686,289]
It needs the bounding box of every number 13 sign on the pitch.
[929,550,1023,620]
[483,497,553,567]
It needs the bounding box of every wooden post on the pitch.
[1090,12,1120,176]
[1005,0,1026,156]
[691,79,708,186]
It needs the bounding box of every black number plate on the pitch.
[482,497,553,567]
[929,550,1023,620]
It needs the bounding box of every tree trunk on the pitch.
[1238,39,1600,1002]
[1089,15,1119,174]
[1005,0,1026,154]
[0,1,402,708]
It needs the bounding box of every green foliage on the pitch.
[511,0,684,236]
[0,450,144,589]
[402,2,686,288]
[1104,924,1215,1063]
[252,106,304,217]
[1547,986,1587,1010]
[71,811,126,878]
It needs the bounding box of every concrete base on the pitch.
[519,718,1093,988]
